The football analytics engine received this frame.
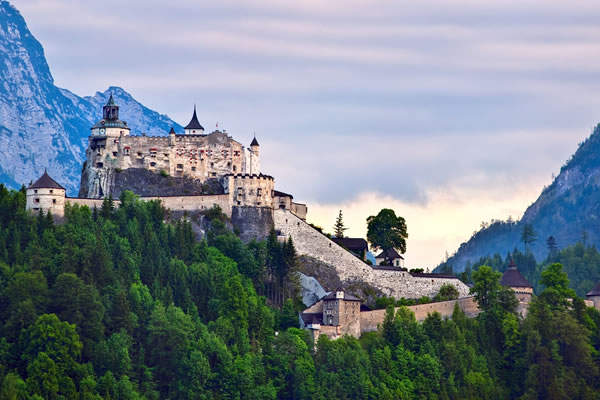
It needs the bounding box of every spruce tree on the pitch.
[333,210,348,238]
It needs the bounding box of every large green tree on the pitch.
[366,209,408,259]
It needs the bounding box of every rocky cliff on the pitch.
[0,1,181,195]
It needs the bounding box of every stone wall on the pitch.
[360,297,480,333]
[27,188,66,217]
[273,209,470,299]
[82,130,253,199]
[231,206,274,242]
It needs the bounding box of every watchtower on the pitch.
[26,170,66,217]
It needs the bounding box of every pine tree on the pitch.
[333,210,348,238]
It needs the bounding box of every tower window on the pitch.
[233,165,237,172]
[191,167,196,172]
[96,162,104,168]
[52,199,56,204]
[49,190,53,194]
[34,189,38,194]
[176,164,183,170]
[34,198,39,203]
[113,152,118,157]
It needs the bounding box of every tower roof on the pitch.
[28,170,65,190]
[587,282,600,297]
[169,127,176,134]
[500,259,532,288]
[184,106,204,130]
[250,136,259,146]
[106,94,116,106]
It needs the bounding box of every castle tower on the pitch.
[26,170,66,217]
[91,95,130,137]
[500,259,533,315]
[168,126,176,146]
[586,282,600,310]
[184,105,204,135]
[249,136,260,174]
[321,290,361,327]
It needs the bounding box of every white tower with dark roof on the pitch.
[184,105,204,135]
[26,170,66,217]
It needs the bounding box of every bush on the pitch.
[159,169,168,177]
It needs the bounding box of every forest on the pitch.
[0,185,599,399]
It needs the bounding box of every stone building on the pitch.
[26,170,66,217]
[500,259,533,316]
[375,248,404,267]
[79,96,262,199]
[586,282,600,309]
[331,237,369,260]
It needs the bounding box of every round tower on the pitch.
[500,259,533,314]
[90,94,130,138]
[586,282,600,310]
[226,173,274,208]
[26,170,66,217]
[184,105,204,135]
[248,136,260,175]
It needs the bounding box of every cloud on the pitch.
[8,0,600,265]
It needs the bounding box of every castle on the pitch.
[26,97,483,304]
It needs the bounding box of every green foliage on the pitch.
[433,284,460,302]
[333,209,348,238]
[366,208,408,257]
[0,186,599,399]
[470,265,503,311]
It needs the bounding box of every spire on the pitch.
[169,127,176,134]
[184,105,204,131]
[250,134,259,147]
[103,93,119,120]
[106,93,116,106]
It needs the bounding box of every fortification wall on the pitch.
[360,297,480,333]
[144,195,232,216]
[273,209,470,299]
[230,206,273,241]
[67,198,108,209]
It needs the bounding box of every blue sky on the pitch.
[11,0,600,268]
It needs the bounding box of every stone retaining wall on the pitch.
[274,209,470,299]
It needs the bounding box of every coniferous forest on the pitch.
[0,185,599,399]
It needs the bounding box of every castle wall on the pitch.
[273,209,470,299]
[359,297,480,333]
[26,188,66,217]
[231,206,274,242]
[144,195,232,216]
[82,130,251,199]
[67,198,107,210]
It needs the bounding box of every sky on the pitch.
[10,0,600,268]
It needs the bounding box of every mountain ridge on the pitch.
[0,1,182,195]
[438,123,600,272]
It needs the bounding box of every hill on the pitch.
[0,1,181,195]
[438,123,600,272]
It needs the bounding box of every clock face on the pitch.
[100,128,105,134]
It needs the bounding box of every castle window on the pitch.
[150,162,156,167]
[210,162,214,168]
[124,147,130,155]
[96,162,104,168]
[137,152,142,158]
[211,172,216,177]
[113,152,118,157]
[191,167,196,172]
[34,198,39,203]
[49,190,53,194]
[233,165,237,172]
[177,164,183,170]
[227,161,231,167]
[52,199,56,204]
[34,190,37,194]
[257,202,261,206]
[257,188,262,196]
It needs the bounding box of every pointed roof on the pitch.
[375,248,403,260]
[586,282,600,297]
[106,94,116,106]
[500,259,532,288]
[184,105,204,130]
[28,170,65,190]
[169,127,176,134]
[250,136,259,146]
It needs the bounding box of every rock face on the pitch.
[439,123,600,272]
[298,272,327,307]
[79,167,224,199]
[0,1,181,195]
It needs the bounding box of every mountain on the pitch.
[0,1,182,195]
[438,123,600,272]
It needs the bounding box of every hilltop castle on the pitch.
[26,96,475,303]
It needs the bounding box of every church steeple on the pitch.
[103,94,119,120]
[184,105,204,134]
